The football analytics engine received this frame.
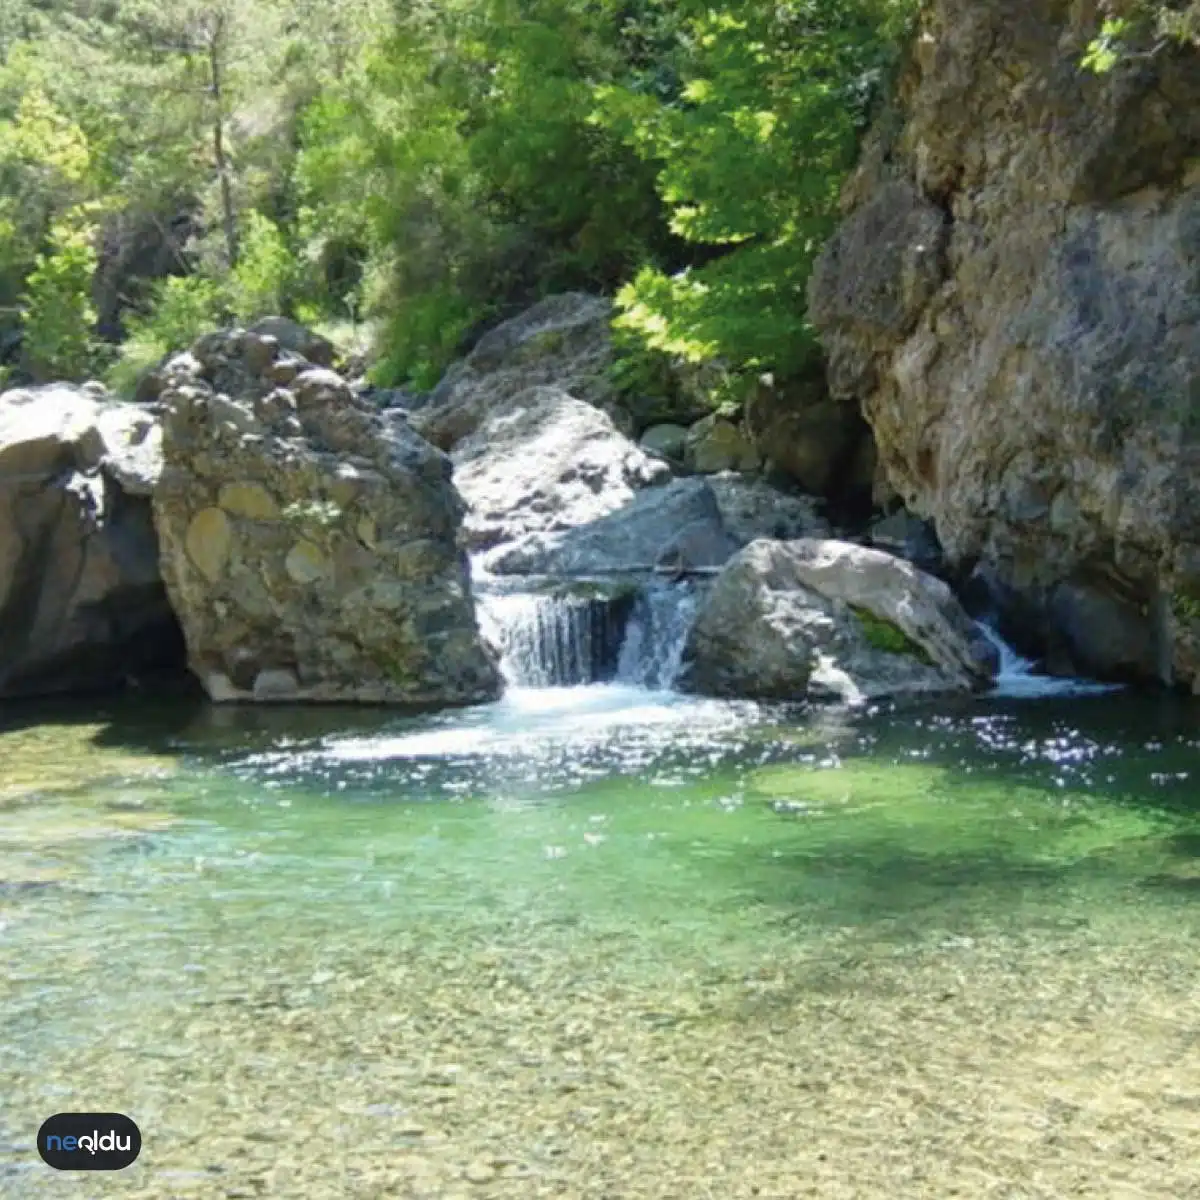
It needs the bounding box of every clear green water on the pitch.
[2,686,1200,1198]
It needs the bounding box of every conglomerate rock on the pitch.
[152,329,500,705]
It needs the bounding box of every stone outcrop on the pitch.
[410,294,620,449]
[451,385,669,558]
[679,539,997,704]
[152,329,500,705]
[808,0,1200,689]
[0,384,182,696]
[486,476,724,577]
[684,414,761,474]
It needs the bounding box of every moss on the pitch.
[851,606,932,664]
[517,328,569,360]
[1171,591,1200,625]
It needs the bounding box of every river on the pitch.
[2,644,1199,1196]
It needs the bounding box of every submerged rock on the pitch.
[0,384,182,697]
[808,0,1200,689]
[153,328,499,706]
[679,539,997,704]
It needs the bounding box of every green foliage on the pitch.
[229,211,293,322]
[596,0,916,388]
[1082,2,1200,72]
[20,213,99,381]
[1082,17,1132,71]
[1171,591,1200,625]
[296,0,673,386]
[106,275,222,394]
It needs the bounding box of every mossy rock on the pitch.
[851,606,933,664]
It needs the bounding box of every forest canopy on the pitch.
[1,0,925,398]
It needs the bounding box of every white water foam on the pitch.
[322,683,753,762]
[976,622,1121,699]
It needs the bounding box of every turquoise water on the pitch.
[2,686,1199,1198]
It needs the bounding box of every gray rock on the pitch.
[0,385,181,696]
[639,422,690,462]
[705,472,830,544]
[868,508,945,577]
[413,294,618,451]
[248,316,335,367]
[487,477,724,577]
[679,539,996,703]
[153,329,500,706]
[1048,580,1159,682]
[655,518,742,575]
[453,386,670,556]
[807,0,1200,689]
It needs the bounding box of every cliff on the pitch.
[809,0,1200,688]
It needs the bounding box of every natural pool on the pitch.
[2,684,1199,1198]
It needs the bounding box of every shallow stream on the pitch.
[2,683,1199,1197]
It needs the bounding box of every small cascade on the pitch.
[476,590,630,687]
[615,580,699,690]
[975,621,1119,698]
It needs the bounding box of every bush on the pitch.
[107,275,222,395]
[229,211,295,322]
[20,215,98,381]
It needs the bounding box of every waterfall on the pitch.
[476,590,631,687]
[975,621,1119,698]
[475,576,701,691]
[615,580,698,690]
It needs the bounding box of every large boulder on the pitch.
[451,385,669,556]
[152,329,500,705]
[808,0,1200,690]
[743,372,874,498]
[0,385,182,696]
[679,539,997,704]
[410,294,619,450]
[486,476,726,577]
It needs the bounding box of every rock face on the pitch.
[808,0,1200,689]
[679,539,997,704]
[0,385,182,696]
[451,386,669,558]
[411,294,619,450]
[486,477,725,577]
[152,330,500,705]
[684,414,761,474]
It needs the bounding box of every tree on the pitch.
[594,0,915,389]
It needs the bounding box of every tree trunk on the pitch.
[207,14,238,269]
